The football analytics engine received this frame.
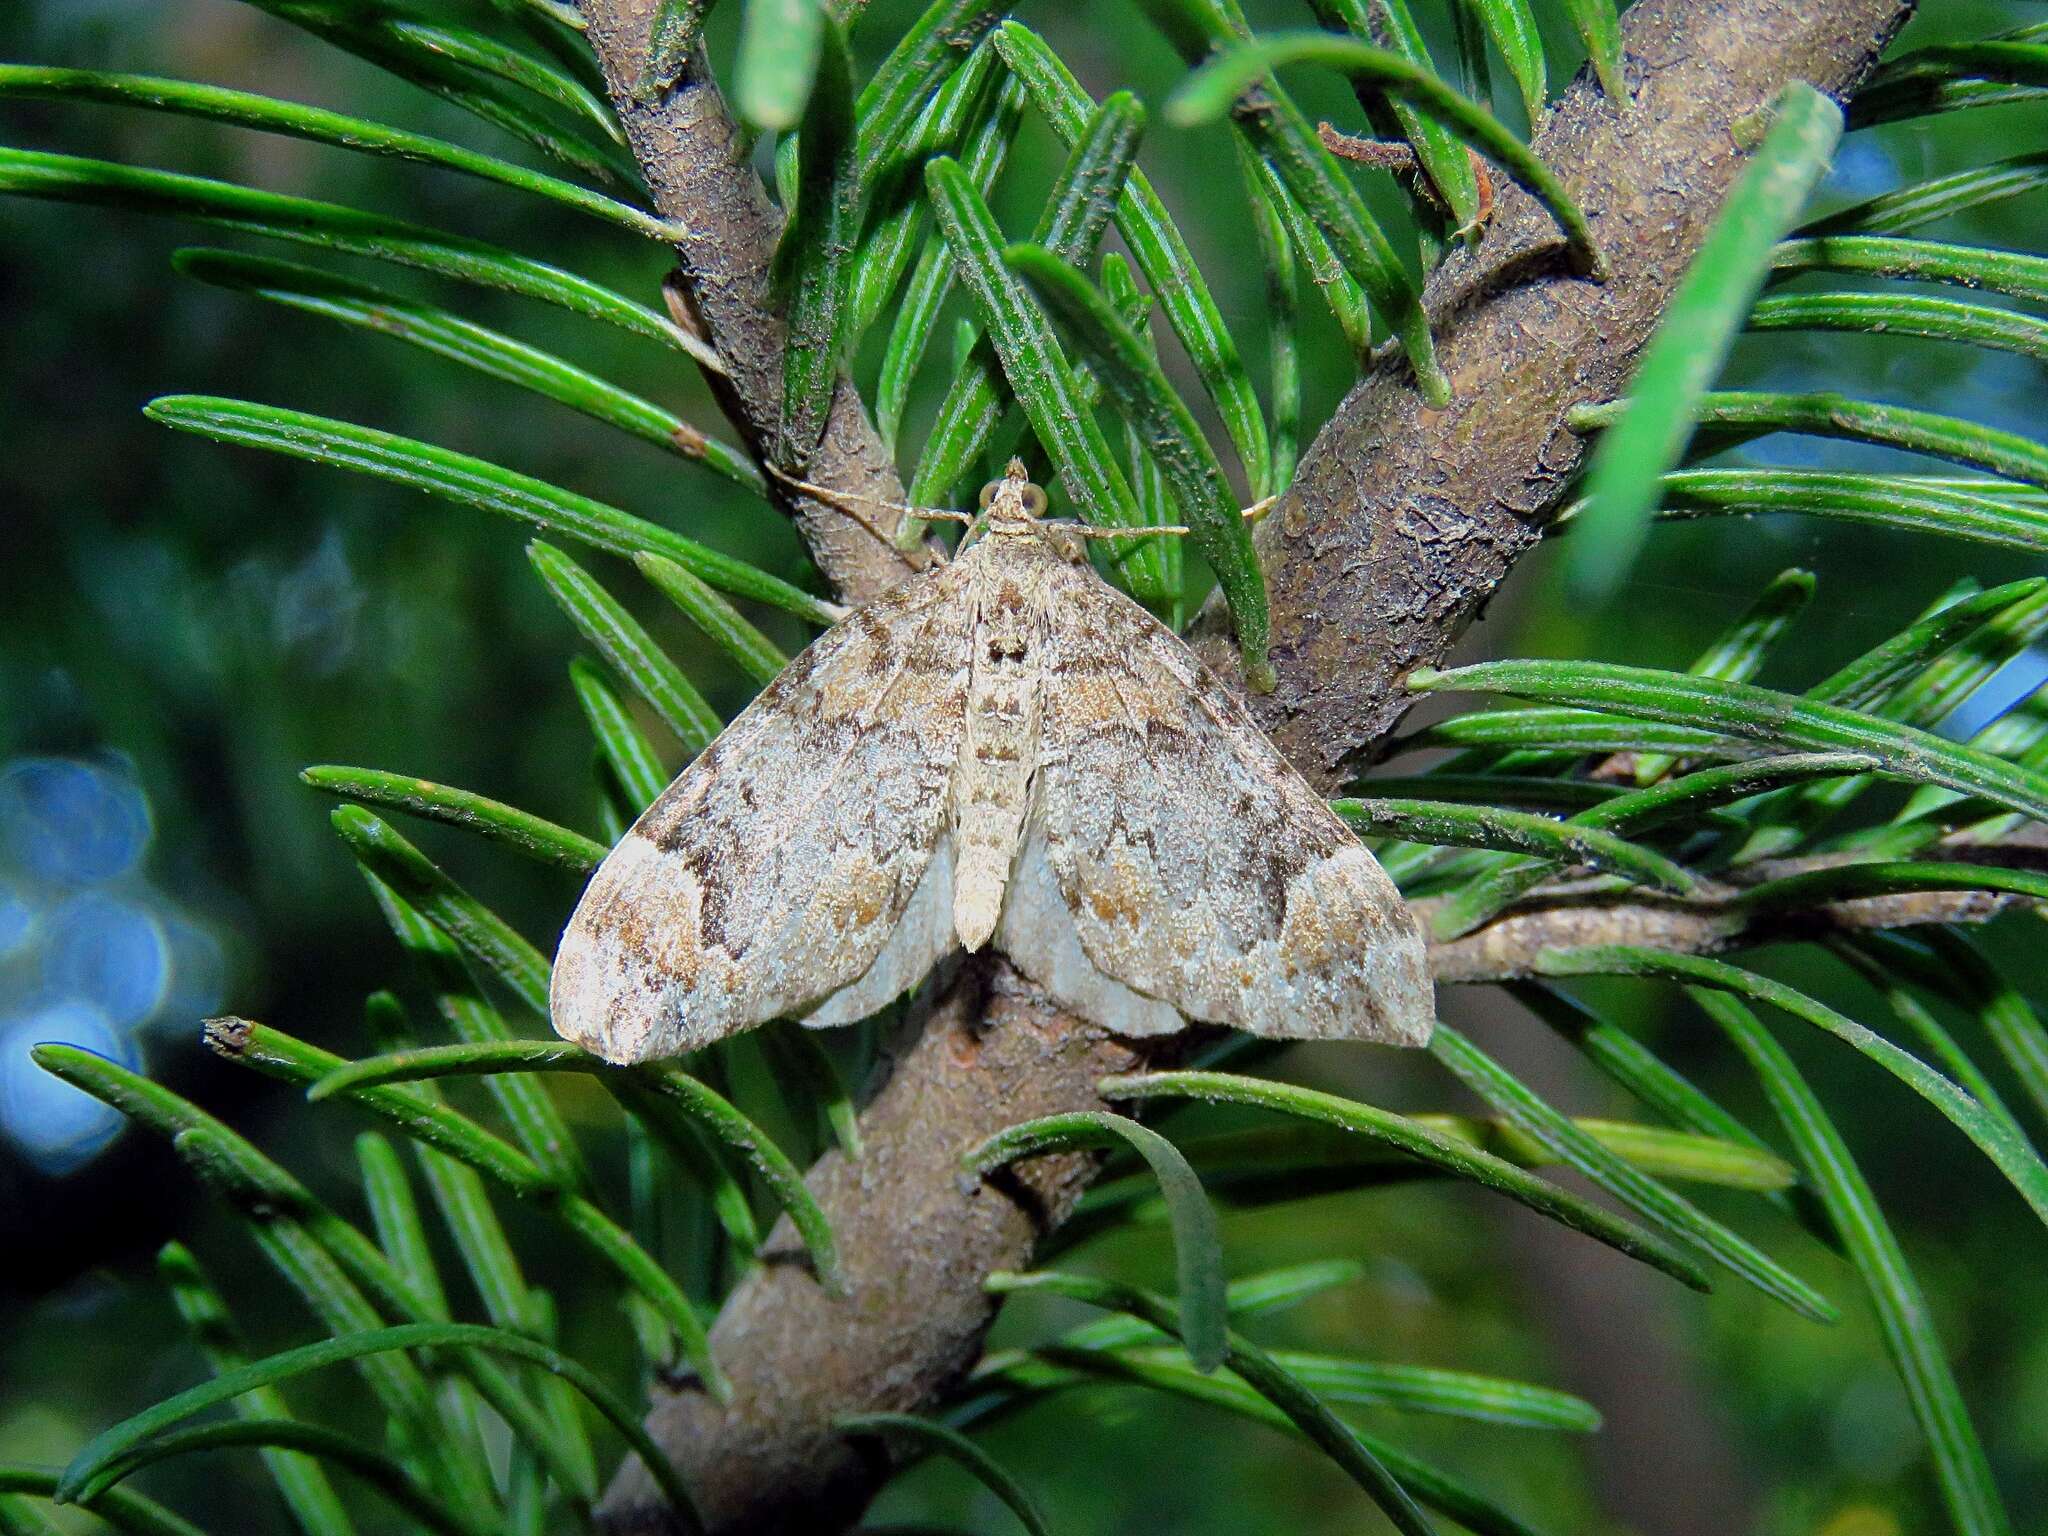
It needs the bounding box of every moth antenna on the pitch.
[763,464,971,547]
[1038,505,1270,542]
[762,464,898,545]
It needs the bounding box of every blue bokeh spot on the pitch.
[0,1002,137,1174]
[0,754,220,1174]
[0,882,32,960]
[0,758,153,886]
[40,892,171,1028]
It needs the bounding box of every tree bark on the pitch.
[1190,0,1915,780]
[579,2,934,606]
[575,0,1914,1530]
[601,960,1155,1534]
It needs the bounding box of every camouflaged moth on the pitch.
[551,462,1433,1061]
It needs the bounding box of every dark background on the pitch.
[4,2,2045,1532]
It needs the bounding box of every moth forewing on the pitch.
[549,462,1435,1063]
[548,565,974,1063]
[1017,557,1433,1046]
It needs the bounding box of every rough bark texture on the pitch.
[573,0,1914,1531]
[1189,0,1915,782]
[601,959,1151,1534]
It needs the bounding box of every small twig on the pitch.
[1426,839,2044,982]
[1316,122,1496,233]
[1316,121,1426,173]
[1427,883,2022,982]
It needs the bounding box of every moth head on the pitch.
[977,459,1049,528]
[966,461,1083,561]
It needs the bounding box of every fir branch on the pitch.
[585,2,1918,1532]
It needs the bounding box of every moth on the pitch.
[551,462,1433,1062]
